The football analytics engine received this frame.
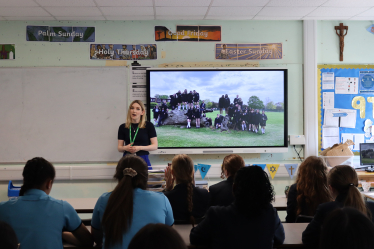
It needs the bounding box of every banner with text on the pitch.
[90,44,157,60]
[26,26,95,42]
[216,43,283,60]
[155,25,221,42]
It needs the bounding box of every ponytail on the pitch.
[186,182,195,227]
[20,157,55,196]
[328,165,370,218]
[102,156,148,248]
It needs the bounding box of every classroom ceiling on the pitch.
[0,0,374,21]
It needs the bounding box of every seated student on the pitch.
[214,114,222,129]
[190,166,285,249]
[286,156,331,223]
[209,154,245,207]
[0,157,92,249]
[0,221,19,249]
[302,165,374,248]
[128,223,187,249]
[320,207,374,249]
[91,156,174,249]
[164,154,210,226]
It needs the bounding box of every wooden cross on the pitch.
[335,23,348,61]
[289,166,294,175]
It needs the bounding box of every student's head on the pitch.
[217,114,220,117]
[233,166,275,218]
[225,94,228,98]
[295,156,330,216]
[262,110,265,114]
[102,156,148,248]
[221,95,224,98]
[19,157,55,196]
[220,154,245,179]
[128,223,187,249]
[327,165,369,217]
[0,221,19,249]
[126,100,147,129]
[320,207,374,249]
[171,154,195,225]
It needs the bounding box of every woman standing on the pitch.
[118,100,158,168]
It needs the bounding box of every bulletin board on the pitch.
[318,65,374,155]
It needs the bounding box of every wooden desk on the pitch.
[363,192,374,201]
[64,195,288,213]
[357,171,374,182]
[174,223,307,248]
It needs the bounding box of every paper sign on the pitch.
[266,164,280,179]
[341,133,365,151]
[285,164,298,179]
[322,126,340,149]
[198,164,211,179]
[255,164,266,170]
[324,108,357,128]
[322,72,334,89]
[323,92,334,109]
[335,77,358,94]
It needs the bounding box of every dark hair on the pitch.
[328,165,370,218]
[101,156,148,248]
[0,221,18,249]
[320,207,374,249]
[220,154,245,179]
[171,154,195,227]
[295,156,331,216]
[19,157,55,196]
[233,166,275,218]
[128,223,187,249]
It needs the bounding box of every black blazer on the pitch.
[209,176,234,207]
[164,183,210,221]
[190,203,285,249]
[286,183,314,223]
[302,193,374,248]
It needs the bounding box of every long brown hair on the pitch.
[220,154,245,179]
[101,156,148,248]
[328,165,370,218]
[295,156,331,216]
[171,154,195,227]
[125,100,147,129]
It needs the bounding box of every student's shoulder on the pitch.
[119,123,126,129]
[145,121,155,128]
[209,180,227,192]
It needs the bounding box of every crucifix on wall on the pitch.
[335,23,348,61]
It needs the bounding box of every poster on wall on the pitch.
[90,44,157,60]
[155,25,221,42]
[216,43,282,60]
[26,25,95,42]
[0,44,15,60]
[359,71,374,94]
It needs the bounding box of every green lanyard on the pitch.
[129,124,139,145]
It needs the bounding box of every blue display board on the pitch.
[318,65,374,154]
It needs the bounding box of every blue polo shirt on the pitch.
[0,189,81,249]
[92,188,174,249]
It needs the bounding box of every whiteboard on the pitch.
[0,67,128,162]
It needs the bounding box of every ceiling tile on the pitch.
[5,16,56,20]
[206,15,254,20]
[56,16,106,21]
[307,7,368,17]
[257,7,316,16]
[302,16,348,20]
[156,15,206,20]
[0,0,38,7]
[357,8,374,16]
[323,0,374,7]
[209,7,262,16]
[101,7,154,16]
[106,15,155,20]
[95,0,153,7]
[35,0,96,7]
[156,7,208,15]
[350,16,374,20]
[0,7,50,16]
[45,7,102,16]
[268,0,328,7]
[212,0,269,7]
[253,16,302,20]
[156,0,211,6]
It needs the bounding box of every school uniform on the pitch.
[190,203,285,249]
[176,92,182,104]
[224,97,230,108]
[186,108,194,120]
[200,102,206,112]
[247,111,252,125]
[158,110,168,125]
[92,189,174,249]
[302,193,374,248]
[181,92,188,103]
[164,183,210,221]
[218,97,225,109]
[193,92,200,103]
[152,107,160,120]
[214,117,222,128]
[169,95,177,109]
[233,97,239,105]
[209,176,235,207]
[254,112,261,126]
[260,113,268,126]
[161,102,168,110]
[0,189,82,249]
[193,108,201,119]
[188,92,194,104]
[238,100,243,109]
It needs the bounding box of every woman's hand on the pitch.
[127,145,141,154]
[123,143,134,153]
[164,164,174,191]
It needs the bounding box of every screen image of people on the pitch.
[149,70,286,148]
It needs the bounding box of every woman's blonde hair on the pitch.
[125,100,147,129]
[171,154,195,226]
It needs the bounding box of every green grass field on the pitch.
[150,110,285,147]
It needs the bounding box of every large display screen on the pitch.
[360,143,374,166]
[146,68,288,154]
